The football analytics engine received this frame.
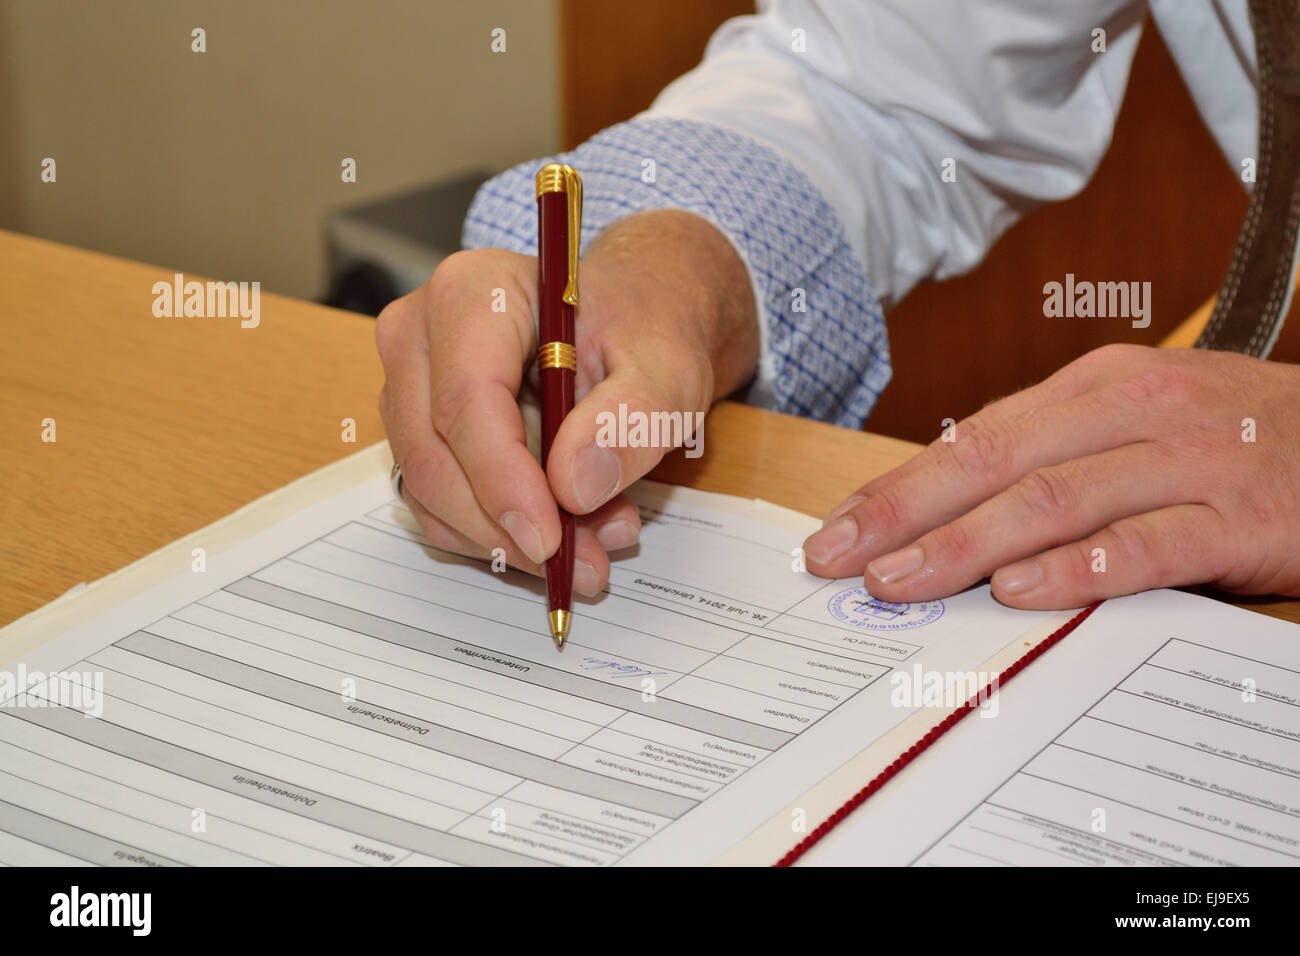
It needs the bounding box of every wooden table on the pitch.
[4,230,1297,626]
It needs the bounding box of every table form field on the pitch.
[0,492,930,867]
[918,638,1300,867]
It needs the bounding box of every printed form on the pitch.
[801,589,1300,866]
[0,451,1064,867]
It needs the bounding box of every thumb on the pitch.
[545,360,706,514]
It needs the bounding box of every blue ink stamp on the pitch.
[827,587,944,631]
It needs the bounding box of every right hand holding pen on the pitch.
[376,208,760,596]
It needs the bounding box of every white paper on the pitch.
[801,589,1300,866]
[0,451,1067,866]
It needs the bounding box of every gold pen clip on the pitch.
[535,163,583,306]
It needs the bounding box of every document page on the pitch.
[0,452,1067,866]
[801,589,1300,866]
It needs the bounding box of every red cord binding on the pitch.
[773,601,1103,867]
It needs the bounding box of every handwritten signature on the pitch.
[578,657,667,681]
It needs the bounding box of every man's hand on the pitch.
[803,344,1300,608]
[375,209,758,596]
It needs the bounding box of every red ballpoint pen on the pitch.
[535,163,582,650]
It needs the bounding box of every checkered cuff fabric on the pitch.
[462,116,890,427]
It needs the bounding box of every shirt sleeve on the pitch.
[462,116,890,427]
[464,0,1149,427]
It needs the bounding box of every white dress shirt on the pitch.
[651,0,1256,309]
[464,1,1257,425]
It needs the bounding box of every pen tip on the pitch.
[548,609,570,651]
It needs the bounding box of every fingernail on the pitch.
[596,518,639,551]
[868,546,923,584]
[823,496,865,527]
[805,515,859,564]
[499,511,546,565]
[574,559,601,597]
[993,560,1043,595]
[572,444,621,512]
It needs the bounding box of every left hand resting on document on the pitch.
[803,344,1300,609]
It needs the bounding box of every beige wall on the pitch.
[0,0,559,299]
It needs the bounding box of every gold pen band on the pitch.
[535,165,569,197]
[537,341,576,372]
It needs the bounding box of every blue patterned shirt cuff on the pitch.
[461,116,891,428]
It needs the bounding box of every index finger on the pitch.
[422,253,564,563]
[800,357,1144,579]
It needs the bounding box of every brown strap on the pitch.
[1196,0,1300,357]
